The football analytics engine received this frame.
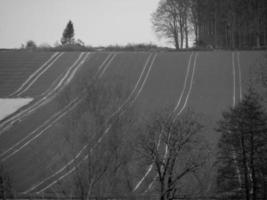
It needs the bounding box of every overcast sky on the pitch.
[0,0,167,48]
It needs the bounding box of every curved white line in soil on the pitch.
[133,52,196,192]
[22,52,123,194]
[110,53,152,119]
[144,54,199,193]
[0,98,81,161]
[94,54,112,78]
[8,52,59,97]
[173,53,194,113]
[231,52,243,188]
[126,54,157,107]
[237,52,243,101]
[144,52,240,194]
[16,53,64,97]
[143,174,157,193]
[26,53,157,194]
[38,54,158,194]
[174,53,198,119]
[232,52,236,107]
[0,53,87,135]
[99,54,117,78]
[22,143,88,194]
[63,53,90,86]
[39,53,88,98]
[1,53,91,159]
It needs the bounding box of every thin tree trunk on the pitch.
[231,9,236,49]
[167,156,175,199]
[196,25,198,44]
[223,25,228,48]
[264,20,267,46]
[256,12,261,47]
[246,20,249,47]
[160,177,166,200]
[179,16,184,49]
[214,12,217,48]
[174,33,179,50]
[180,26,184,49]
[185,19,189,48]
[249,131,257,200]
[185,28,189,48]
[232,150,242,189]
[241,133,250,200]
[0,176,6,200]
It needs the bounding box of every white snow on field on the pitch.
[0,98,33,121]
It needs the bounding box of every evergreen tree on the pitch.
[216,89,267,200]
[61,20,75,45]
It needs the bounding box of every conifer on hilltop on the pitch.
[61,20,75,45]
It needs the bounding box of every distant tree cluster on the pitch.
[152,0,267,49]
[104,43,169,51]
[192,0,267,49]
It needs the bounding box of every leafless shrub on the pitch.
[137,110,208,200]
[54,78,137,199]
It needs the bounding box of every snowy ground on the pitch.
[0,98,33,121]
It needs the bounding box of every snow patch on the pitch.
[0,98,33,121]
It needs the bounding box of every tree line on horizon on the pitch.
[18,0,267,51]
[20,20,167,52]
[152,0,267,50]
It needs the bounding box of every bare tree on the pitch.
[152,0,180,50]
[56,77,136,199]
[138,111,207,200]
[152,0,192,50]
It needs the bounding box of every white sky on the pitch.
[0,0,167,48]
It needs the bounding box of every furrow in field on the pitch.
[230,51,244,189]
[178,51,234,194]
[134,52,199,193]
[232,51,243,105]
[0,52,54,97]
[9,52,63,97]
[0,53,115,158]
[23,52,87,97]
[0,52,89,135]
[0,52,117,192]
[22,53,156,194]
[142,52,241,194]
[0,97,81,161]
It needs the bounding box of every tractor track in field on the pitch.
[139,51,243,194]
[8,52,63,97]
[133,52,199,193]
[232,51,243,106]
[0,51,248,195]
[204,51,244,193]
[0,52,90,136]
[0,53,117,162]
[23,53,157,195]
